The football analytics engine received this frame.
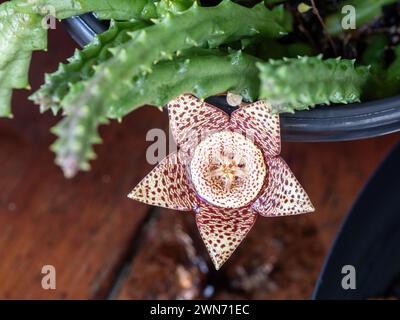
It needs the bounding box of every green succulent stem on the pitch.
[107,49,260,119]
[60,0,290,112]
[52,0,290,177]
[4,0,384,179]
[51,49,260,178]
[258,55,370,113]
[50,82,109,178]
[30,20,149,115]
[1,0,196,117]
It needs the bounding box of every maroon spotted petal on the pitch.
[230,101,281,157]
[253,157,314,217]
[195,203,257,270]
[128,152,197,211]
[167,94,229,157]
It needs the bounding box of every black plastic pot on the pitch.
[62,14,400,142]
[313,142,400,299]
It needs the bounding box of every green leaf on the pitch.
[13,0,198,20]
[386,45,400,84]
[0,1,47,117]
[360,34,391,100]
[13,0,156,20]
[362,34,388,70]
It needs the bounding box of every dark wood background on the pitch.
[0,22,398,299]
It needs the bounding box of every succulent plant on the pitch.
[39,0,292,177]
[258,56,370,113]
[1,0,400,177]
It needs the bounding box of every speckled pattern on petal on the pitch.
[195,204,257,270]
[230,101,281,157]
[128,152,197,211]
[167,94,229,157]
[129,94,316,270]
[253,157,314,217]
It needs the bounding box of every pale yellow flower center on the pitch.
[190,131,267,209]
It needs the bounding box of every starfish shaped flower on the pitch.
[128,94,314,270]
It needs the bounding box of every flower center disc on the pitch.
[190,131,267,209]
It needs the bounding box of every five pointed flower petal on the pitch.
[167,94,229,156]
[230,101,281,157]
[253,157,315,217]
[129,94,315,270]
[128,152,197,211]
[195,203,257,270]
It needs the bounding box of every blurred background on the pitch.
[0,19,399,300]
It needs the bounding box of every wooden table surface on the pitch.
[0,24,399,299]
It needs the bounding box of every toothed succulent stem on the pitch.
[30,21,149,114]
[51,0,290,176]
[60,0,290,114]
[258,56,370,113]
[107,49,260,119]
[5,0,196,117]
[52,49,260,178]
[50,83,109,178]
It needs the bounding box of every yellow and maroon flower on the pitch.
[129,94,314,270]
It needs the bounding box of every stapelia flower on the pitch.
[128,94,314,270]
